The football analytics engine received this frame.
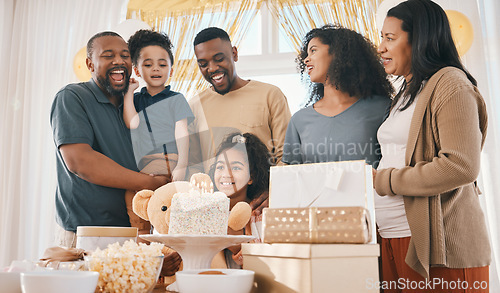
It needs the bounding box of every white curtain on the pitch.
[0,0,128,267]
[474,0,500,290]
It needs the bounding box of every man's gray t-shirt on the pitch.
[283,95,390,167]
[50,80,137,232]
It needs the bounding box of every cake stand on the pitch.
[140,234,255,270]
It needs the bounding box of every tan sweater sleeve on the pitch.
[267,87,291,165]
[375,78,486,197]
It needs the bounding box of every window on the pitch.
[237,4,307,114]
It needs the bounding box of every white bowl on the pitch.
[176,269,255,293]
[20,270,99,293]
[0,271,22,293]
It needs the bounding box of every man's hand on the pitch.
[148,174,169,190]
[161,248,182,277]
[249,190,269,216]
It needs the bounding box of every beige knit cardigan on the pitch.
[375,67,491,278]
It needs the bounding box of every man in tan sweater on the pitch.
[188,27,291,177]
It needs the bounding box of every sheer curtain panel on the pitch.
[0,0,128,267]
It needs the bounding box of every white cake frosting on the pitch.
[168,189,230,235]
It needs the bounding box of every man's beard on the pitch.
[208,70,232,95]
[97,67,130,97]
[213,84,231,95]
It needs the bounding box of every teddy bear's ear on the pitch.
[228,201,252,231]
[133,189,154,220]
[154,181,191,205]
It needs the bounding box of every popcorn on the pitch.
[168,189,229,235]
[86,240,163,293]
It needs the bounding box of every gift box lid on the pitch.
[76,226,138,237]
[241,243,379,259]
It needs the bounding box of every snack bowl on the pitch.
[20,270,98,293]
[85,255,164,293]
[176,269,255,293]
[0,271,22,293]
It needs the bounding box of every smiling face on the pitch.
[304,37,334,84]
[134,45,172,94]
[378,16,413,81]
[87,35,132,97]
[194,38,239,95]
[213,148,252,206]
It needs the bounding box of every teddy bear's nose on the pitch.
[161,206,168,212]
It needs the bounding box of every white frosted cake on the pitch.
[168,190,230,235]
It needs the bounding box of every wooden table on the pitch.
[153,284,176,292]
[153,287,177,293]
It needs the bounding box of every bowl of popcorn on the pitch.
[85,240,164,293]
[175,269,255,293]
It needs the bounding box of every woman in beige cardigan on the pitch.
[374,0,490,292]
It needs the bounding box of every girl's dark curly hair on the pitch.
[297,24,393,106]
[127,29,174,66]
[209,132,271,201]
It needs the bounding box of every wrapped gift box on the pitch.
[269,160,376,243]
[242,243,380,293]
[262,206,371,244]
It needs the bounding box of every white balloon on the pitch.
[112,19,152,92]
[113,19,151,41]
[376,0,405,32]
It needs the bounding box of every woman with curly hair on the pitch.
[283,24,393,167]
[209,132,271,268]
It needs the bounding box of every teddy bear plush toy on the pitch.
[132,173,252,235]
[132,173,252,278]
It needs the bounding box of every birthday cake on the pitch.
[168,189,230,235]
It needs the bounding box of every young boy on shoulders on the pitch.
[123,29,194,234]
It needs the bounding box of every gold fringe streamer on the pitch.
[266,0,381,54]
[127,0,263,97]
[127,0,380,96]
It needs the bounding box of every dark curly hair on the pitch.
[127,29,174,66]
[209,132,271,201]
[297,24,393,106]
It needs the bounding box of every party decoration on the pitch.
[112,19,151,41]
[376,0,404,32]
[445,10,474,56]
[73,46,91,82]
[128,0,230,14]
[112,19,152,90]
